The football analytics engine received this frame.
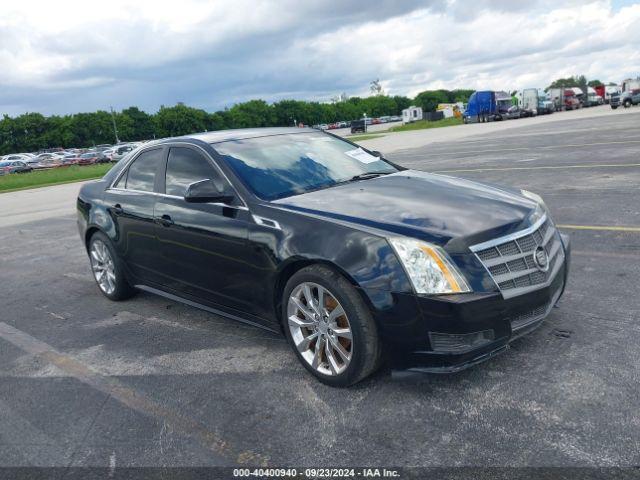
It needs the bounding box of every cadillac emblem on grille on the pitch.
[533,246,549,272]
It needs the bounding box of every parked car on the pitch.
[2,153,35,162]
[0,160,32,175]
[110,144,138,162]
[34,152,64,164]
[75,152,101,165]
[60,157,79,166]
[350,119,366,134]
[38,158,65,169]
[511,105,529,119]
[77,127,570,387]
[25,159,47,170]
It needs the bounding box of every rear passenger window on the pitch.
[124,148,163,192]
[165,147,221,197]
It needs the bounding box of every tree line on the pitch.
[0,90,475,155]
[0,74,604,154]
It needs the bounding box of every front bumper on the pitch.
[380,233,571,373]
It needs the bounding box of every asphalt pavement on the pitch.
[0,109,639,470]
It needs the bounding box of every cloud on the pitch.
[0,0,638,116]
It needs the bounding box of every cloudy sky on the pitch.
[1,0,639,116]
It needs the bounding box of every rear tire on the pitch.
[87,231,136,301]
[282,265,382,387]
[624,100,631,108]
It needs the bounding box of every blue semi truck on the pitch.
[463,90,520,123]
[462,91,497,123]
[462,90,508,123]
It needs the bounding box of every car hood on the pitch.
[271,170,537,248]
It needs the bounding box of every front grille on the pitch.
[471,216,565,299]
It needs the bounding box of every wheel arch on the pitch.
[272,258,369,333]
[84,226,103,250]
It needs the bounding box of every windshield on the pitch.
[214,132,398,200]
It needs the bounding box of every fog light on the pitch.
[429,330,495,353]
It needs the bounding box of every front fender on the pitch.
[252,204,415,314]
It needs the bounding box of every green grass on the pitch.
[0,163,114,193]
[388,117,464,132]
[347,134,386,142]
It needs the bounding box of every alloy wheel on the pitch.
[90,240,116,295]
[287,282,353,376]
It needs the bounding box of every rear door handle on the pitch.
[158,214,174,227]
[112,203,123,214]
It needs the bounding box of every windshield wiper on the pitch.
[349,171,392,181]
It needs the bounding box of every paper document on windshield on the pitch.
[344,147,379,164]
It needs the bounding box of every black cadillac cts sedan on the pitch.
[77,128,570,387]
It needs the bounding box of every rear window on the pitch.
[122,148,164,192]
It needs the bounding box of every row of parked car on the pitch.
[314,115,402,131]
[0,142,143,176]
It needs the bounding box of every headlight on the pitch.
[389,237,471,294]
[521,189,551,221]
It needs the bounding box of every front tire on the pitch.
[88,231,136,301]
[282,265,381,387]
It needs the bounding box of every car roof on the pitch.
[173,127,317,145]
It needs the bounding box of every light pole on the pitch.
[363,113,367,133]
[110,106,120,144]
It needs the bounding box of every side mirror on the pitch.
[184,179,234,204]
[371,150,384,158]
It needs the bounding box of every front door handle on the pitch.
[158,214,174,227]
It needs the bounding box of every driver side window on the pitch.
[165,147,223,197]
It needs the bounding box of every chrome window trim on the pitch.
[469,214,547,253]
[108,141,248,208]
[105,187,249,211]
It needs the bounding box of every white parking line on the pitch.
[435,163,640,173]
[423,139,640,157]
